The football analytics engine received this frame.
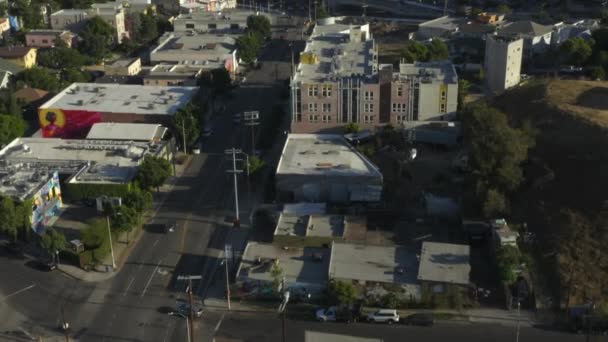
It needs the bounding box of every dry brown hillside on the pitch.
[493,79,608,307]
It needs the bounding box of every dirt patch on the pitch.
[544,79,608,128]
[576,86,608,111]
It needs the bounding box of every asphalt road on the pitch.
[207,311,596,342]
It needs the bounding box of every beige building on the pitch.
[484,35,523,93]
[290,18,458,134]
[0,18,11,34]
[0,47,37,69]
[143,64,203,86]
[50,6,128,42]
[105,57,142,76]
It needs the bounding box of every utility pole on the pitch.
[181,119,187,154]
[225,148,244,227]
[225,244,232,310]
[515,301,520,342]
[177,275,202,342]
[61,304,70,342]
[243,111,260,155]
[443,0,448,16]
[106,215,116,269]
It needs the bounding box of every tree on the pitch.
[589,65,606,80]
[401,41,429,63]
[9,0,44,29]
[138,11,159,43]
[482,188,508,218]
[6,92,20,117]
[316,1,329,19]
[328,280,357,305]
[0,114,27,146]
[247,155,265,177]
[457,79,471,111]
[110,205,139,243]
[428,39,449,61]
[601,9,608,26]
[496,245,522,283]
[269,262,284,293]
[209,68,231,94]
[78,17,115,62]
[37,47,88,70]
[39,228,67,264]
[344,122,361,134]
[172,105,200,150]
[81,218,111,263]
[246,15,271,38]
[136,156,172,191]
[124,188,153,213]
[236,32,263,65]
[61,68,91,84]
[559,38,592,66]
[15,67,61,92]
[0,197,17,241]
[496,4,512,14]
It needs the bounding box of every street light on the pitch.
[55,250,60,268]
[168,312,191,342]
[105,215,116,270]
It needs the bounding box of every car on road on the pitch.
[316,306,359,323]
[176,300,204,318]
[367,309,400,324]
[402,313,434,326]
[164,220,176,233]
[27,259,57,272]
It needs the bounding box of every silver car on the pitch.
[367,309,400,324]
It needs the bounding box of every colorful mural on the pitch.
[31,171,62,234]
[38,108,103,138]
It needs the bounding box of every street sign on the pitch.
[243,111,259,121]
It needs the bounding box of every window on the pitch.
[393,103,406,113]
[441,90,446,100]
[397,86,403,97]
[397,115,407,122]
[364,103,374,113]
[308,103,318,112]
[322,85,332,97]
[363,115,375,123]
[440,103,446,112]
[322,114,331,123]
[186,23,195,29]
[364,90,374,101]
[392,103,396,112]
[308,114,319,122]
[230,23,239,29]
[308,85,318,97]
[208,23,217,29]
[322,103,331,112]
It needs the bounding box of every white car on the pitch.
[367,309,399,324]
[316,307,338,322]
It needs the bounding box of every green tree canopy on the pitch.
[482,188,508,218]
[0,114,27,146]
[496,4,512,14]
[246,15,271,38]
[172,104,201,150]
[78,16,116,62]
[328,280,357,305]
[236,32,263,65]
[124,188,153,213]
[61,68,91,84]
[496,245,522,283]
[428,39,450,61]
[457,79,471,111]
[401,41,429,63]
[559,37,593,66]
[247,155,265,177]
[110,205,139,243]
[39,228,67,256]
[138,11,159,43]
[37,47,89,70]
[136,156,172,191]
[15,67,61,92]
[0,197,17,241]
[316,2,329,19]
[81,218,111,262]
[344,122,361,134]
[9,0,44,29]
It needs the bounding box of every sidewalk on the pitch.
[55,155,194,283]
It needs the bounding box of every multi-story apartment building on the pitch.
[50,6,128,42]
[290,18,458,134]
[484,35,523,93]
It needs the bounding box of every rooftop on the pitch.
[0,137,167,184]
[14,88,49,104]
[51,9,89,16]
[237,242,330,286]
[174,9,258,24]
[0,169,57,201]
[26,29,73,36]
[108,58,140,67]
[417,242,471,286]
[396,61,458,84]
[147,64,204,78]
[0,46,35,58]
[85,123,167,142]
[293,18,376,84]
[150,32,237,67]
[282,202,326,215]
[274,214,345,238]
[418,15,465,30]
[498,20,553,37]
[305,331,382,342]
[0,57,24,73]
[276,134,382,178]
[329,243,419,285]
[39,83,198,115]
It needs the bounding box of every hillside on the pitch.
[493,79,608,307]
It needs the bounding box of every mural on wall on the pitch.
[31,171,63,234]
[38,108,103,138]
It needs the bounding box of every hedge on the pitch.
[64,182,132,201]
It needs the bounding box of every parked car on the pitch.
[163,221,177,233]
[403,313,434,326]
[176,300,204,318]
[367,309,400,324]
[316,306,359,323]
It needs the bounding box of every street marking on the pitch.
[1,284,36,301]
[214,313,226,333]
[141,260,162,297]
[152,239,159,248]
[123,277,135,296]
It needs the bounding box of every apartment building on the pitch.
[105,57,142,76]
[497,20,552,57]
[50,6,128,42]
[26,30,75,48]
[484,35,523,93]
[172,9,260,33]
[290,18,458,134]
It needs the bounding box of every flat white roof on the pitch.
[86,123,167,141]
[0,169,56,201]
[39,83,198,116]
[276,134,382,178]
[150,32,236,67]
[274,214,345,238]
[417,242,471,286]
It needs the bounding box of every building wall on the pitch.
[5,48,37,69]
[26,33,73,48]
[173,18,246,32]
[51,12,89,32]
[485,36,523,93]
[31,171,63,234]
[389,80,413,126]
[97,10,128,41]
[0,19,11,33]
[106,58,141,76]
[143,76,197,86]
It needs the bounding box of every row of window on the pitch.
[307,115,376,123]
[307,103,332,112]
[308,85,333,97]
[392,103,407,113]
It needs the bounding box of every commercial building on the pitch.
[290,18,458,134]
[104,57,142,76]
[85,122,167,142]
[0,169,62,234]
[150,32,238,74]
[417,242,471,295]
[236,242,330,294]
[179,0,237,13]
[275,134,383,203]
[172,9,259,33]
[38,83,198,138]
[329,242,421,299]
[484,35,523,93]
[50,6,128,42]
[143,64,203,86]
[497,20,552,56]
[25,30,75,48]
[0,46,37,69]
[417,16,465,39]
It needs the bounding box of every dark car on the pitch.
[403,313,435,326]
[164,221,177,233]
[27,259,57,272]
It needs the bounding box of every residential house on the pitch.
[476,12,505,25]
[0,46,37,68]
[50,9,90,33]
[0,18,11,34]
[551,19,599,45]
[14,88,50,107]
[484,35,523,93]
[417,242,471,296]
[104,58,142,76]
[50,6,128,42]
[26,30,76,48]
[497,20,553,56]
[417,16,465,40]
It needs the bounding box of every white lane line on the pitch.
[152,239,159,248]
[214,313,226,333]
[1,284,36,301]
[123,277,135,296]
[140,259,162,297]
